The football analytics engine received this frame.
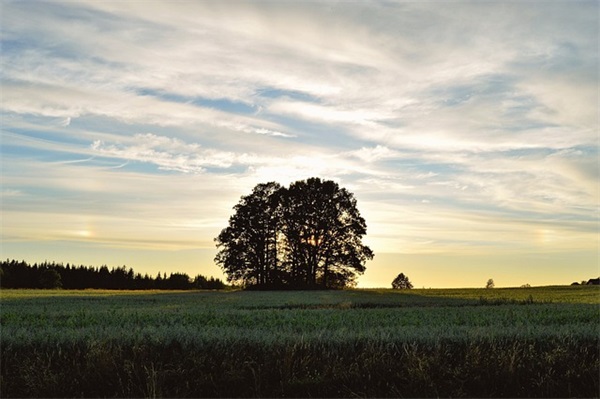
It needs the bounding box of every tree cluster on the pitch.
[215,178,374,289]
[0,259,226,290]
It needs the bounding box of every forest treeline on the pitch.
[0,259,226,290]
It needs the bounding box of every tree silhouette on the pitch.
[215,182,283,287]
[486,278,495,289]
[215,178,373,289]
[165,273,192,290]
[391,273,413,289]
[281,178,373,288]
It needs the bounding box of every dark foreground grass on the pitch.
[3,337,598,397]
[1,287,599,398]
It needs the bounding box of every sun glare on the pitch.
[76,230,92,238]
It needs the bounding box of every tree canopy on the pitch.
[215,178,374,289]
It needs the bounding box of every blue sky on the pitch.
[1,1,598,287]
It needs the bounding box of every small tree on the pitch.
[392,273,413,289]
[485,278,495,289]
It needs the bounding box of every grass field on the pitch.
[1,286,598,397]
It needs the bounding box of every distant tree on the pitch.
[520,283,531,288]
[207,276,226,290]
[391,273,413,289]
[39,268,62,289]
[193,274,208,288]
[485,278,495,289]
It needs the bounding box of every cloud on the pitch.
[253,128,294,138]
[2,189,23,197]
[2,80,294,141]
[3,1,595,152]
[349,145,398,163]
[91,134,235,172]
[1,156,249,250]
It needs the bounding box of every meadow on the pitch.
[1,286,598,397]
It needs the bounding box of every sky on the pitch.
[1,1,598,288]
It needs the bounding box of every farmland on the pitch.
[1,286,598,397]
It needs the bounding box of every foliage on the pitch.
[391,273,413,289]
[215,182,283,287]
[1,286,598,397]
[215,178,374,289]
[0,259,225,290]
[486,278,495,289]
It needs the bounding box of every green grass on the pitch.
[1,286,599,397]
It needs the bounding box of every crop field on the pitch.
[1,286,599,397]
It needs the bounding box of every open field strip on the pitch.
[1,287,598,397]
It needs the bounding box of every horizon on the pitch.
[3,257,598,289]
[1,1,598,289]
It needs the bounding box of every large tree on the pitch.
[214,178,373,289]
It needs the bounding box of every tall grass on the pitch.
[1,287,599,397]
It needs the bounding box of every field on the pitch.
[1,286,598,397]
